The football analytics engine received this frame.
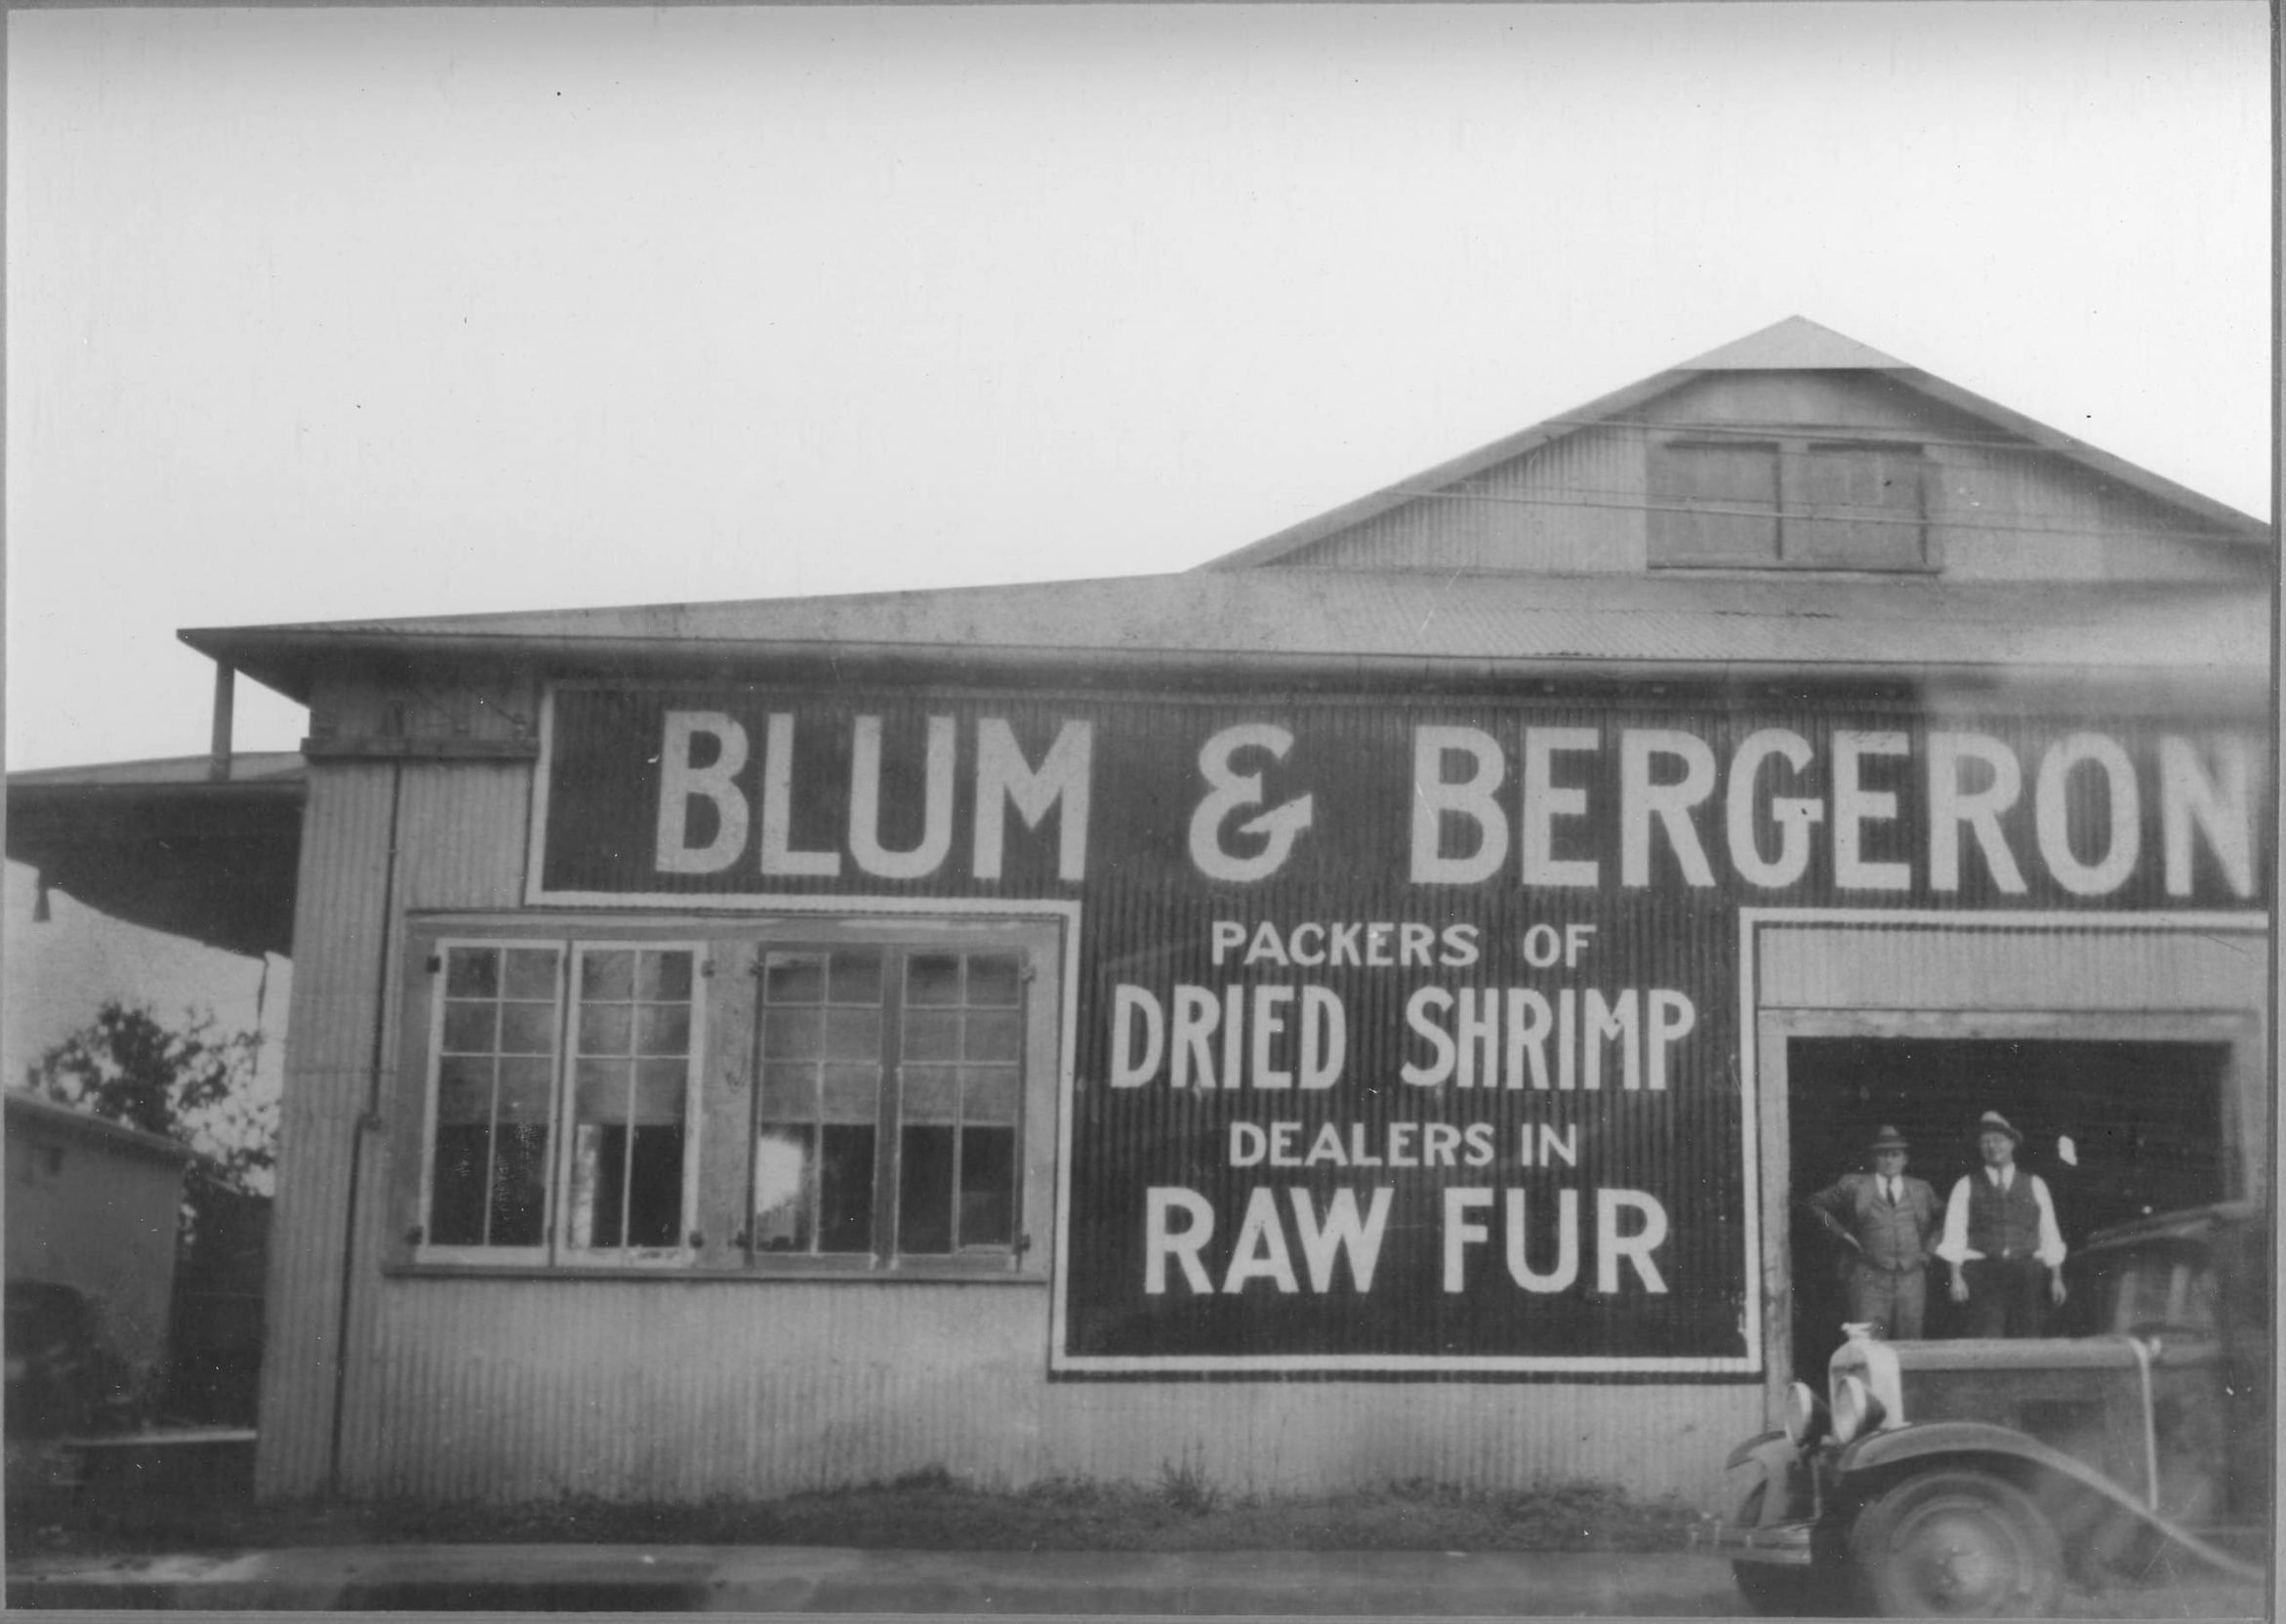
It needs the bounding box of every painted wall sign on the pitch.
[530,684,2266,1373]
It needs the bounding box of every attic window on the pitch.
[1648,438,1932,571]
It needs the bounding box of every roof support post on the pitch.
[208,661,236,783]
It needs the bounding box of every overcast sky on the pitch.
[7,2,2271,771]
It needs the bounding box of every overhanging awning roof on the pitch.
[6,753,306,959]
[182,572,2268,708]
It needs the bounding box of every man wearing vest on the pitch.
[1805,1124,1941,1339]
[1936,1111,2068,1337]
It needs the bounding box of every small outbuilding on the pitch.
[5,1090,192,1433]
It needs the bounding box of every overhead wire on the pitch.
[1387,485,2257,546]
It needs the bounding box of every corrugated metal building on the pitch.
[121,317,2273,1504]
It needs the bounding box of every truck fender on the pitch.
[1724,1430,1791,1473]
[1838,1422,2263,1584]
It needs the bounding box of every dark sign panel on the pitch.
[532,684,2265,1373]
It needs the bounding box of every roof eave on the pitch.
[177,624,2267,710]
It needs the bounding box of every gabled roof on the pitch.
[1202,316,2268,570]
[174,318,2268,710]
[1674,315,1909,371]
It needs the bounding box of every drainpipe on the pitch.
[208,663,236,782]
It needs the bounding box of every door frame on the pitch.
[1737,909,2267,1415]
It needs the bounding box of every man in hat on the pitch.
[1804,1125,1941,1339]
[1936,1111,2067,1337]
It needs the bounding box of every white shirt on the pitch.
[1935,1166,2066,1269]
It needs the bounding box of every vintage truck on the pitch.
[1716,1200,2269,1616]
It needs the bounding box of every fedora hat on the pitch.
[1975,1111,2022,1145]
[1866,1125,1910,1153]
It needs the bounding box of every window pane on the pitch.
[435,1056,492,1124]
[568,1122,624,1248]
[638,951,693,1001]
[574,1058,628,1118]
[753,1126,814,1252]
[902,1009,959,1061]
[626,1126,685,1247]
[828,953,884,1006]
[824,1007,882,1062]
[636,1003,691,1057]
[579,1003,634,1056]
[1648,441,1780,564]
[960,1127,1017,1248]
[429,1124,491,1245]
[498,1000,557,1055]
[963,1010,1023,1063]
[445,948,499,998]
[581,950,635,1001]
[503,949,558,1000]
[761,1008,822,1060]
[902,1065,959,1124]
[442,1000,498,1055]
[820,1064,880,1123]
[489,1124,551,1246]
[764,955,825,1005]
[818,1124,877,1253]
[759,1063,817,1118]
[963,1066,1021,1125]
[907,954,961,1005]
[967,956,1021,1007]
[632,1059,688,1123]
[898,1125,956,1254]
[495,1058,553,1122]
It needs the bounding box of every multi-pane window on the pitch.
[1648,437,1929,570]
[431,945,563,1251]
[567,948,696,1254]
[421,940,701,1263]
[410,925,1043,1275]
[755,948,1025,1262]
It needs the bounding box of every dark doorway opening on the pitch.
[1786,1037,2228,1369]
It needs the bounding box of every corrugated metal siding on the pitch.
[1288,426,1643,574]
[336,763,539,1487]
[350,1279,1755,1501]
[1935,450,2251,584]
[256,762,399,1497]
[395,763,534,913]
[1758,922,2269,1012]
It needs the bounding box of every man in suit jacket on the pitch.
[1805,1124,1942,1339]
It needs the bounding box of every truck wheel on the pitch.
[1731,1561,1836,1616]
[1850,1470,2062,1617]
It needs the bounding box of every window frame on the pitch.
[390,911,1063,1282]
[1647,433,1937,573]
[750,941,1031,1272]
[406,931,708,1272]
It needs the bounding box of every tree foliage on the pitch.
[33,1001,276,1195]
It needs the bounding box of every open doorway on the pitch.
[1785,1037,2228,1367]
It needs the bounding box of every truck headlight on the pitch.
[1782,1380,1828,1447]
[1830,1373,1885,1443]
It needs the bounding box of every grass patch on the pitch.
[9,1459,1701,1557]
